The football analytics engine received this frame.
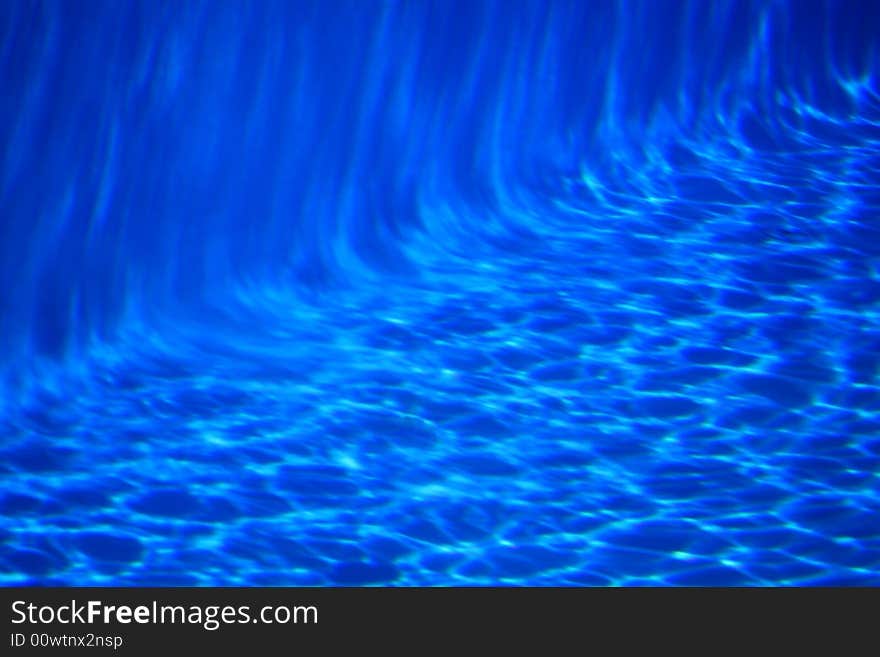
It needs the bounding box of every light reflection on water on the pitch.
[0,1,878,585]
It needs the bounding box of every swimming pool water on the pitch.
[1,1,879,585]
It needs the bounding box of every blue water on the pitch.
[1,0,879,585]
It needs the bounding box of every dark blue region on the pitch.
[0,0,879,585]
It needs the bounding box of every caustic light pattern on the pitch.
[1,0,879,585]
